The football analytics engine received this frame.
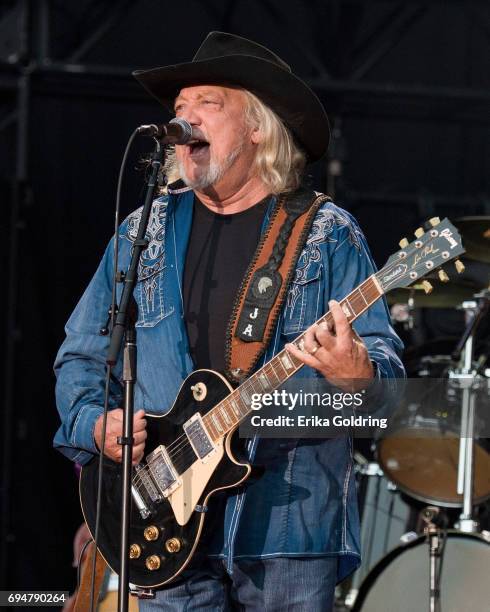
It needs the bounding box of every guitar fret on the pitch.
[230,397,243,418]
[257,371,271,391]
[239,386,251,406]
[279,351,294,372]
[247,378,260,396]
[341,297,355,321]
[216,409,228,430]
[220,404,233,426]
[200,274,383,441]
[267,360,282,386]
[227,402,239,424]
[211,412,224,435]
[204,415,218,439]
[358,287,369,306]
[275,357,289,379]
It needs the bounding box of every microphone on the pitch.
[136,118,193,144]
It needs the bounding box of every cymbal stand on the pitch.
[450,294,489,532]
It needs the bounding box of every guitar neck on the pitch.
[202,273,384,441]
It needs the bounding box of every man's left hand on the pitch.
[285,300,374,391]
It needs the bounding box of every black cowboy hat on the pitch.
[133,31,330,162]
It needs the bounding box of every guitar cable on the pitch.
[88,128,140,612]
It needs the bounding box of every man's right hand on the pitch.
[94,408,147,464]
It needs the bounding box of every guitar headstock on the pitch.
[376,217,466,294]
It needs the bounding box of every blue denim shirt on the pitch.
[54,189,404,582]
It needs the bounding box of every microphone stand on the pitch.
[106,139,164,612]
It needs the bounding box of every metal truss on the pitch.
[0,1,489,122]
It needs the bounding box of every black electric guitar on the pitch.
[80,218,465,588]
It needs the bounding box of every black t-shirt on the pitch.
[183,196,270,373]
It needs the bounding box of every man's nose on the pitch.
[179,104,201,126]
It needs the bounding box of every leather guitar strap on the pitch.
[74,541,106,612]
[225,188,331,383]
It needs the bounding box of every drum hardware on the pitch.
[343,458,413,609]
[450,292,490,532]
[422,506,446,612]
[379,290,490,508]
[352,530,490,611]
[351,277,489,609]
[388,282,480,309]
[399,530,418,545]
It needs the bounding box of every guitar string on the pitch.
[134,275,384,480]
[133,279,379,483]
[132,240,451,485]
[164,274,380,458]
[138,248,428,466]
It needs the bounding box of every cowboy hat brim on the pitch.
[133,54,329,162]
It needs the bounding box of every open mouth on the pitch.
[187,139,210,157]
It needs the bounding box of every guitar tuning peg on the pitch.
[455,259,465,274]
[399,238,409,248]
[421,280,433,294]
[429,217,441,227]
[438,269,449,283]
[414,227,424,238]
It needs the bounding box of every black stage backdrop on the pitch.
[1,0,489,593]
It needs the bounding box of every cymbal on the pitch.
[455,216,490,263]
[387,282,477,308]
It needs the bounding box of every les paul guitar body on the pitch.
[79,217,465,589]
[80,370,251,588]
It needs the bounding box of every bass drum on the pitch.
[352,531,490,612]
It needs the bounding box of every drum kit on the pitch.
[341,217,490,612]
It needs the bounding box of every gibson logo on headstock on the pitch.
[440,228,458,248]
[412,243,439,269]
[383,264,406,285]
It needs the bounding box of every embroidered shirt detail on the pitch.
[123,200,168,315]
[287,206,361,312]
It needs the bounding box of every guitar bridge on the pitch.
[132,463,162,519]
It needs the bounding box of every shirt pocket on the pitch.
[282,260,323,335]
[134,265,174,327]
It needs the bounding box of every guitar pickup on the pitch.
[146,445,181,498]
[183,413,216,462]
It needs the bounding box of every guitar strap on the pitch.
[73,541,107,612]
[225,188,331,383]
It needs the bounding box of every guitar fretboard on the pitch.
[202,273,383,441]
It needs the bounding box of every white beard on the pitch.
[178,141,244,190]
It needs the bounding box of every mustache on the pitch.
[188,127,208,142]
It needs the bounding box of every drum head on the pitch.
[353,532,490,612]
[378,428,490,507]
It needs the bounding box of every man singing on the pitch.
[54,32,404,611]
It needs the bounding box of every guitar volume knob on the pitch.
[144,526,160,541]
[165,537,182,554]
[145,555,161,571]
[129,544,141,559]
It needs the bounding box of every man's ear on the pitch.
[251,126,263,144]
